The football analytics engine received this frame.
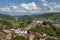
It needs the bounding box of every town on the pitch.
[0,0,60,40]
[0,18,60,40]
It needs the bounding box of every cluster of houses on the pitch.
[29,32,46,40]
[0,29,59,40]
[28,32,60,40]
[0,28,28,40]
[0,30,12,40]
[0,19,51,40]
[0,19,46,40]
[0,18,60,40]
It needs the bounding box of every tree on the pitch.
[0,20,12,29]
[13,36,27,40]
[33,36,38,40]
[42,21,47,25]
[19,21,28,28]
[46,38,55,40]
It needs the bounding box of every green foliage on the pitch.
[0,13,60,38]
[46,38,56,40]
[42,21,47,25]
[13,36,27,40]
[0,14,31,29]
[0,20,12,30]
[19,22,27,28]
[18,15,35,21]
[28,22,60,37]
[18,12,60,20]
[55,28,60,37]
[19,20,30,28]
[33,36,38,40]
[0,14,15,20]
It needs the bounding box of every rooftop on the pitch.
[3,30,12,34]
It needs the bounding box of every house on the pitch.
[0,30,12,40]
[0,32,7,40]
[31,20,36,26]
[11,28,27,34]
[36,20,43,24]
[28,32,47,40]
[39,36,46,40]
[41,32,46,37]
[2,30,12,40]
[28,33,35,40]
[36,32,46,40]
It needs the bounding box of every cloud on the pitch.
[40,0,48,6]
[0,2,41,13]
[20,2,39,10]
[41,0,47,3]
[0,7,11,12]
[1,0,60,14]
[49,3,60,12]
[40,0,60,12]
[55,4,60,8]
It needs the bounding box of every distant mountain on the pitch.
[0,12,60,20]
[0,14,15,20]
[18,12,60,20]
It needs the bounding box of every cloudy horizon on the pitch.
[0,0,60,15]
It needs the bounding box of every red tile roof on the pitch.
[3,30,12,34]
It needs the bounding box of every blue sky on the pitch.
[0,0,60,15]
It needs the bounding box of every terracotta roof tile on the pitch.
[3,30,12,34]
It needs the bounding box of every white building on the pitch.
[36,20,43,24]
[11,28,27,34]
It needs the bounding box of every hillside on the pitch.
[0,12,60,20]
[18,12,60,20]
[0,14,15,20]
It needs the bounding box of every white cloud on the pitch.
[11,5,19,9]
[20,2,39,10]
[40,0,48,7]
[41,0,47,3]
[1,0,60,14]
[40,0,60,12]
[20,3,30,10]
[43,3,48,6]
[55,5,60,8]
[0,2,40,13]
[0,7,11,12]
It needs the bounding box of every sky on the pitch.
[0,0,60,15]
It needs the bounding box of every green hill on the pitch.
[18,12,60,20]
[36,12,60,19]
[0,14,15,20]
[0,12,60,20]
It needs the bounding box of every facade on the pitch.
[28,32,47,40]
[29,33,35,40]
[11,28,27,34]
[36,20,43,24]
[0,30,12,40]
[0,32,7,40]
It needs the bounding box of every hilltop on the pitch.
[0,14,15,20]
[0,12,60,20]
[18,12,60,20]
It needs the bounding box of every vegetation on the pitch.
[12,36,27,40]
[18,15,34,21]
[18,12,60,20]
[0,14,31,30]
[0,14,15,20]
[28,22,60,37]
[46,38,56,40]
[33,36,38,40]
[0,12,60,40]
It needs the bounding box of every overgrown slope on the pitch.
[18,12,60,20]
